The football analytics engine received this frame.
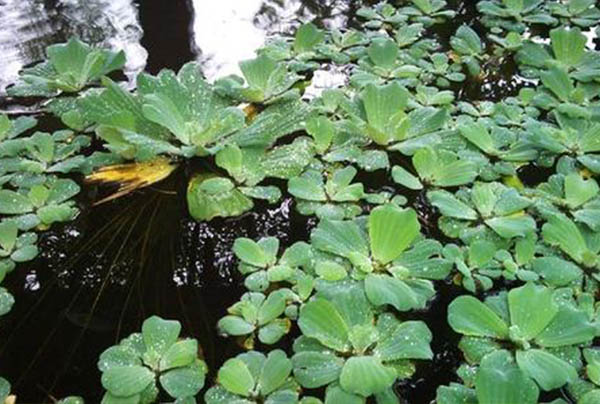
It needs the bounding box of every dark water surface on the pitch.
[0,0,579,403]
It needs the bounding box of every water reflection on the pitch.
[0,0,146,94]
[190,0,360,80]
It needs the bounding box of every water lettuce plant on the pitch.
[205,350,308,404]
[448,283,596,391]
[7,37,125,97]
[293,280,433,402]
[98,316,207,403]
[2,0,600,402]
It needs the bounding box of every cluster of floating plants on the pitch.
[1,0,600,403]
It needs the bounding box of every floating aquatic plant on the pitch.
[2,0,600,402]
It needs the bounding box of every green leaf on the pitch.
[101,365,154,397]
[534,307,596,347]
[311,219,369,259]
[258,291,286,326]
[258,319,290,344]
[531,257,582,286]
[365,274,432,311]
[374,321,433,361]
[240,55,277,92]
[516,349,577,391]
[298,298,350,352]
[428,190,478,220]
[233,238,270,268]
[0,221,18,252]
[315,261,348,281]
[98,346,141,372]
[159,339,198,371]
[362,82,408,145]
[413,148,478,187]
[0,288,15,316]
[205,386,252,404]
[550,27,587,68]
[292,351,344,389]
[160,361,207,399]
[369,204,420,265]
[564,173,598,208]
[367,38,398,70]
[324,384,363,404]
[10,244,38,262]
[0,190,34,214]
[216,144,243,179]
[451,25,483,57]
[508,283,557,341]
[475,350,539,404]
[258,350,292,396]
[540,67,573,102]
[218,358,255,397]
[485,216,536,238]
[306,116,334,154]
[288,177,327,202]
[217,315,255,336]
[391,166,423,190]
[339,356,396,397]
[187,175,254,221]
[542,214,591,265]
[448,296,509,339]
[142,316,181,357]
[294,23,325,53]
[459,120,497,155]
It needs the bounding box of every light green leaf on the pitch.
[374,321,433,361]
[459,120,497,155]
[101,365,154,397]
[485,215,536,238]
[311,219,369,259]
[142,316,181,357]
[288,177,327,202]
[540,67,573,102]
[0,221,18,252]
[542,214,592,265]
[187,175,254,221]
[428,190,478,220]
[475,350,539,404]
[550,27,587,68]
[364,274,432,311]
[362,82,408,145]
[292,351,344,388]
[564,173,598,208]
[233,238,270,268]
[367,38,398,70]
[0,190,34,214]
[217,316,256,336]
[516,349,577,391]
[258,350,292,396]
[0,288,15,316]
[508,283,557,341]
[534,307,596,347]
[160,362,207,399]
[218,358,255,397]
[339,356,396,397]
[391,166,423,190]
[369,204,420,265]
[159,339,198,371]
[294,23,325,53]
[448,296,509,339]
[298,298,350,352]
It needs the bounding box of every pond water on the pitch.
[0,1,597,403]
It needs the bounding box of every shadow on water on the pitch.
[0,0,548,402]
[0,165,308,401]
